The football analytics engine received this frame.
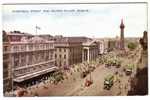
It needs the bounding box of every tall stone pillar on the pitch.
[120,19,125,50]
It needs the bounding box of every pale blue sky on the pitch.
[2,3,147,38]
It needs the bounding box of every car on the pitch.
[125,68,132,75]
[81,70,90,78]
[115,60,121,68]
[81,72,87,78]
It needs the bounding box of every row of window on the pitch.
[55,55,82,67]
[55,48,82,59]
[11,43,54,52]
[55,61,66,67]
[56,48,82,53]
[55,54,66,59]
[57,48,66,52]
[55,52,82,61]
[13,52,54,68]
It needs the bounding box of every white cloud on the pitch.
[2,3,147,38]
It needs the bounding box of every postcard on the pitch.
[2,2,148,97]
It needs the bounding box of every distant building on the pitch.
[95,39,108,54]
[99,41,105,54]
[108,39,116,51]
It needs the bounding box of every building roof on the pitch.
[7,31,32,36]
[55,37,90,43]
[28,36,48,43]
[83,40,98,46]
[8,36,54,44]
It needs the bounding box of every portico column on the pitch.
[94,48,96,59]
[93,49,94,60]
[82,49,84,62]
[26,54,29,65]
[89,50,91,61]
[91,49,92,60]
[92,48,94,60]
[87,48,90,62]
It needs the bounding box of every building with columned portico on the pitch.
[82,40,99,62]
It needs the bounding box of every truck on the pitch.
[103,74,114,90]
[115,60,121,68]
[105,60,112,68]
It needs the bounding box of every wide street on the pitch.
[21,46,141,96]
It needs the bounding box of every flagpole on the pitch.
[35,25,37,35]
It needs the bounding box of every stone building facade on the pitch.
[11,37,56,84]
[82,40,99,62]
[3,31,100,92]
[3,31,57,90]
[54,37,83,68]
[54,37,99,68]
[3,31,12,93]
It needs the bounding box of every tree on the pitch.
[128,42,137,50]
